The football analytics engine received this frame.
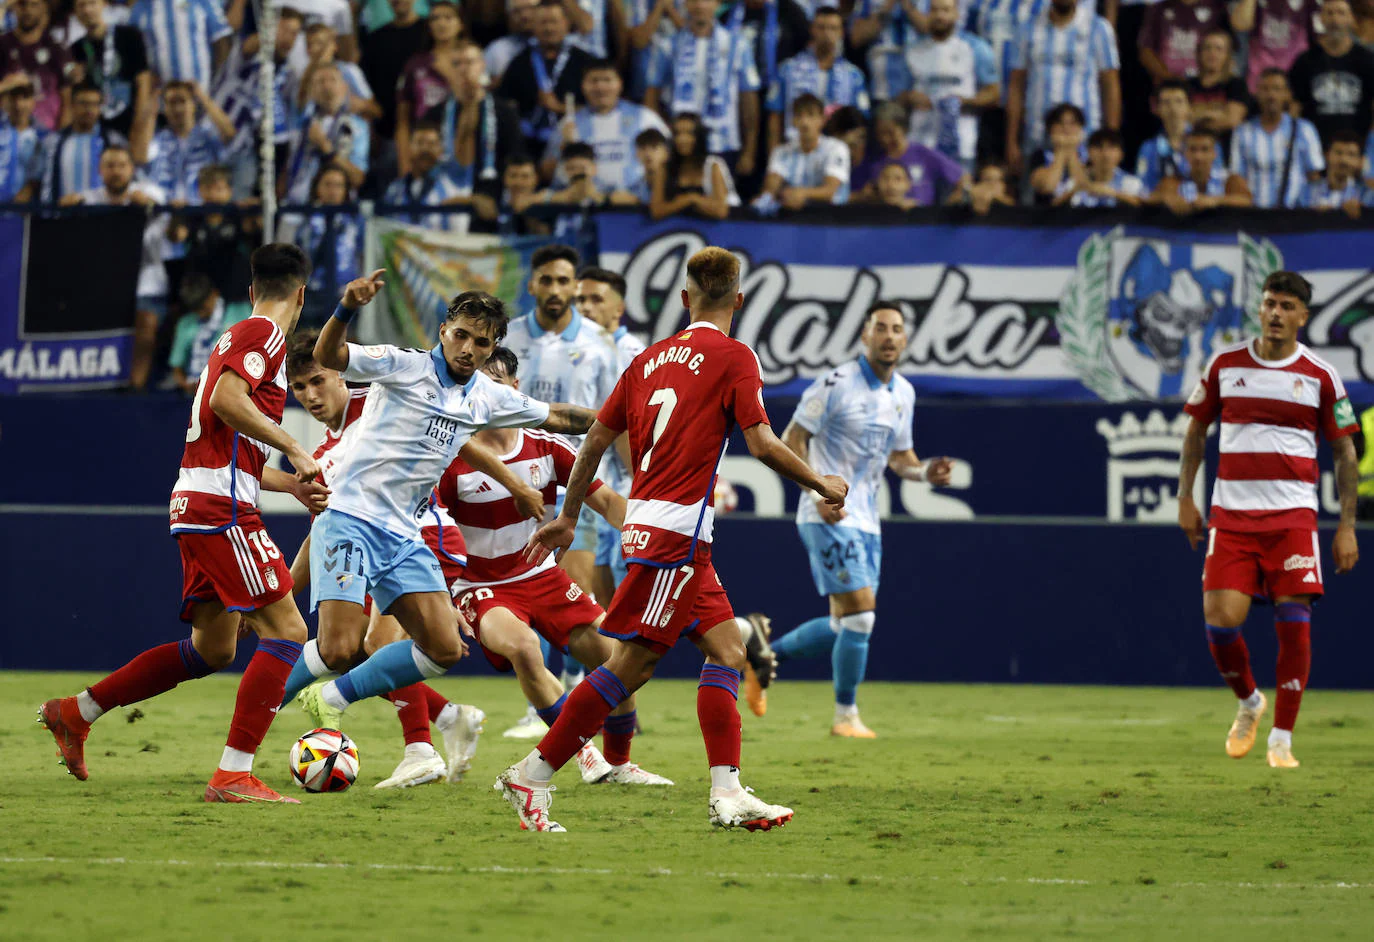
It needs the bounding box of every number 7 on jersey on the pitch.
[639,387,678,472]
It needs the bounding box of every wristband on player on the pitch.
[332,303,360,324]
[907,462,927,483]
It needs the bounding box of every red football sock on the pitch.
[535,667,624,770]
[1273,605,1312,732]
[602,710,637,766]
[697,665,742,769]
[88,638,215,711]
[225,639,301,755]
[386,684,433,746]
[1206,626,1256,700]
[421,683,450,723]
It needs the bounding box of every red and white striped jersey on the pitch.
[1185,340,1358,532]
[312,388,369,487]
[437,429,602,587]
[600,321,770,566]
[170,315,287,534]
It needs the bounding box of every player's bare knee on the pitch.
[318,634,361,671]
[422,639,463,668]
[713,642,747,674]
[194,636,237,671]
[509,638,544,675]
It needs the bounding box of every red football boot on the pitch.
[38,698,91,781]
[204,770,301,804]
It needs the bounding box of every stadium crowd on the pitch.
[1,0,1372,384]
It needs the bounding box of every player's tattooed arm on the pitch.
[1332,435,1360,574]
[540,403,597,434]
[315,269,387,371]
[1176,417,1209,550]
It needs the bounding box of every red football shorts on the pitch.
[1203,527,1324,599]
[457,566,604,672]
[421,523,467,591]
[599,556,736,654]
[177,519,293,621]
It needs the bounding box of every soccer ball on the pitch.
[289,728,359,792]
[713,478,739,513]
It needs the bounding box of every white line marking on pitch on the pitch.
[0,857,1366,890]
[983,715,1174,726]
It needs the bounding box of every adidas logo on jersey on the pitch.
[1232,377,1247,388]
[1280,679,1303,692]
[475,481,493,494]
[1303,571,1319,584]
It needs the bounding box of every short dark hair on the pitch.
[824,105,867,137]
[866,300,904,323]
[577,265,626,298]
[278,5,305,21]
[584,57,618,75]
[536,0,566,12]
[1263,271,1312,306]
[250,243,312,301]
[445,290,510,341]
[1185,126,1217,143]
[411,119,443,138]
[483,346,520,379]
[1329,128,1364,149]
[814,5,843,18]
[311,164,349,199]
[72,80,103,100]
[1156,78,1190,99]
[531,243,580,273]
[100,144,133,162]
[634,127,667,149]
[163,80,196,97]
[179,271,217,310]
[560,141,596,162]
[1087,128,1123,149]
[791,92,825,118]
[197,164,232,189]
[1259,67,1290,84]
[1045,102,1086,128]
[285,328,323,378]
[505,152,537,170]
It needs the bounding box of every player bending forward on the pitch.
[277,275,599,724]
[1179,270,1360,769]
[769,302,954,736]
[442,349,673,786]
[498,247,848,832]
[284,330,485,789]
[40,244,328,803]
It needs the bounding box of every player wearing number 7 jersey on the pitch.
[39,244,328,804]
[497,247,849,833]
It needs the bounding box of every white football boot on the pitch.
[436,704,486,783]
[494,761,566,832]
[602,763,674,786]
[374,745,446,789]
[708,786,794,831]
[502,705,549,739]
[576,743,614,783]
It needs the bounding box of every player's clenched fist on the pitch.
[341,269,386,308]
[286,446,322,484]
[817,474,848,507]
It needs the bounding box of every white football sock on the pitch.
[219,746,254,773]
[76,690,105,724]
[434,702,459,730]
[524,749,556,782]
[1268,727,1292,748]
[302,638,330,678]
[709,765,741,792]
[404,741,439,759]
[835,703,859,720]
[1241,690,1263,709]
[320,681,349,712]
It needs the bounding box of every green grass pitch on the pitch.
[3,672,1373,941]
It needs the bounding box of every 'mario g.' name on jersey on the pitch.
[326,343,551,537]
[599,321,771,567]
[794,358,915,535]
[170,315,288,534]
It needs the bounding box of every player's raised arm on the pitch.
[525,420,620,564]
[209,371,320,482]
[314,269,386,371]
[743,422,848,506]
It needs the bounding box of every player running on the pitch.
[283,331,485,789]
[39,243,327,803]
[442,349,672,786]
[1179,271,1360,770]
[768,303,954,736]
[497,247,848,832]
[277,273,599,724]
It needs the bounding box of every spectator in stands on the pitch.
[967,0,1047,159]
[851,0,925,104]
[1231,68,1325,207]
[294,23,380,121]
[62,144,168,389]
[625,0,681,100]
[648,110,737,218]
[383,119,477,230]
[824,105,868,172]
[167,271,249,394]
[430,41,522,186]
[1054,127,1145,206]
[362,0,428,148]
[279,0,358,69]
[1136,79,1192,192]
[1186,29,1250,140]
[214,7,299,199]
[647,0,762,177]
[753,92,849,212]
[69,0,151,139]
[1138,0,1227,83]
[486,0,538,84]
[0,0,75,131]
[396,1,468,166]
[472,151,552,234]
[1028,102,1086,204]
[1158,126,1252,211]
[872,160,917,209]
[900,0,998,172]
[548,58,667,191]
[742,0,812,104]
[128,0,232,88]
[535,141,640,235]
[0,77,45,201]
[765,7,870,154]
[1356,0,1374,47]
[1231,0,1318,92]
[133,81,235,202]
[853,101,966,203]
[963,160,1016,213]
[1290,0,1374,146]
[32,82,136,202]
[1006,0,1120,173]
[567,0,625,62]
[294,164,362,325]
[626,125,668,200]
[180,164,257,303]
[282,63,369,202]
[361,0,431,32]
[500,0,594,156]
[1300,128,1368,213]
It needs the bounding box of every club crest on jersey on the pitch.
[243,352,266,379]
[1292,378,1305,400]
[1059,229,1282,400]
[529,463,543,489]
[264,569,280,591]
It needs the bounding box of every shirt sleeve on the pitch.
[1301,120,1325,174]
[1093,18,1120,71]
[218,317,280,392]
[340,342,429,384]
[597,370,630,433]
[478,380,553,429]
[737,39,762,93]
[766,144,788,180]
[346,117,370,172]
[891,385,915,452]
[764,63,785,113]
[792,374,831,435]
[1182,353,1223,426]
[1009,23,1029,72]
[725,345,770,430]
[1320,371,1359,441]
[971,36,997,88]
[824,140,850,184]
[201,0,233,42]
[1230,129,1246,177]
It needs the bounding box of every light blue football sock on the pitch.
[832,612,876,707]
[330,640,445,705]
[772,616,838,661]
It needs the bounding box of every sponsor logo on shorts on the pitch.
[242,352,266,379]
[565,583,582,601]
[1283,554,1317,571]
[264,569,279,591]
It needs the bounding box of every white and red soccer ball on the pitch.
[289,728,359,792]
[713,477,739,514]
